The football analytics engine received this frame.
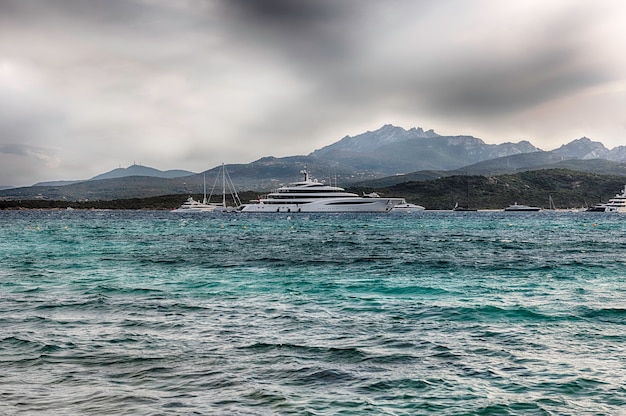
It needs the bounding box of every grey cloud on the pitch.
[0,143,34,156]
[0,0,152,25]
[0,143,58,165]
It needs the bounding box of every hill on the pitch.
[89,164,195,181]
[3,169,625,212]
[351,169,626,210]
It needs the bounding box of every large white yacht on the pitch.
[239,169,403,213]
[587,185,626,213]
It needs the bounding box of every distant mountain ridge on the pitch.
[33,164,195,187]
[309,124,539,174]
[89,164,195,181]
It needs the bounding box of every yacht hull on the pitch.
[391,203,425,213]
[603,206,626,213]
[240,197,402,213]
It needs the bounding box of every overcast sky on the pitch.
[1,0,625,186]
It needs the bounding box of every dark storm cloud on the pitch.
[412,44,609,118]
[213,0,360,66]
[220,0,340,24]
[210,0,618,124]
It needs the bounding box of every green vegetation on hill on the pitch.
[351,169,626,210]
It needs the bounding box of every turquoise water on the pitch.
[1,210,625,415]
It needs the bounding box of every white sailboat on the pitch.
[549,195,556,210]
[207,163,242,212]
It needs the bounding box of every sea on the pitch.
[1,209,625,415]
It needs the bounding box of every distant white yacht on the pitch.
[391,199,425,213]
[504,202,541,212]
[239,168,403,213]
[172,196,217,213]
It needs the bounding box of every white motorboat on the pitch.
[391,199,425,213]
[504,202,541,212]
[172,196,217,213]
[586,185,626,213]
[239,168,403,213]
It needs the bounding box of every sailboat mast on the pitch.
[222,163,226,207]
[203,174,207,204]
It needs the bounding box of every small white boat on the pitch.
[172,196,217,213]
[504,202,541,212]
[391,199,425,213]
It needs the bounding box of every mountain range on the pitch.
[1,124,625,201]
[310,124,540,174]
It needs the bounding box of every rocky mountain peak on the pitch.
[552,137,609,159]
[311,124,440,156]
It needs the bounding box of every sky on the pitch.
[1,0,626,187]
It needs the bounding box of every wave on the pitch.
[240,342,369,363]
[577,306,626,324]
